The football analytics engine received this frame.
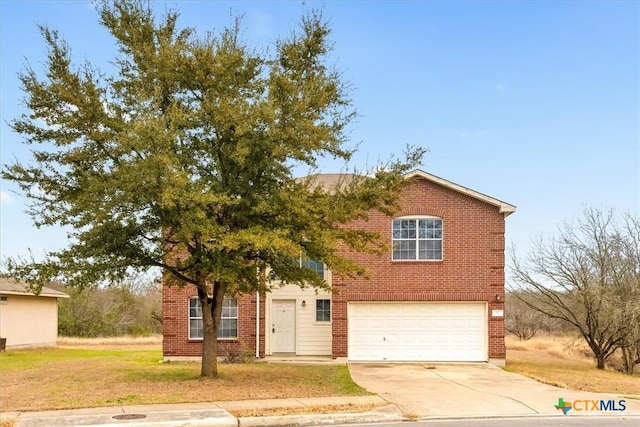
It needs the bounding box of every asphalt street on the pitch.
[337,415,640,427]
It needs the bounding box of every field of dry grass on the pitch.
[506,334,640,397]
[57,335,162,348]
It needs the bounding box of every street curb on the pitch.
[238,411,406,427]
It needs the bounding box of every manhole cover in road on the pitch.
[112,414,147,420]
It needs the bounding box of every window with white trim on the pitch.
[301,256,324,279]
[316,299,331,322]
[392,217,443,260]
[189,297,238,339]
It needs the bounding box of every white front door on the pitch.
[271,299,296,353]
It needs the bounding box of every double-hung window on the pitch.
[392,217,443,260]
[315,299,331,322]
[189,297,238,340]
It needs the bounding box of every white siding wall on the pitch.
[266,285,332,356]
[0,294,59,348]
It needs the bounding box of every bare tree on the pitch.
[618,214,640,374]
[510,208,640,370]
[622,321,640,374]
[505,290,552,340]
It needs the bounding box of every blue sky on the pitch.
[1,1,639,276]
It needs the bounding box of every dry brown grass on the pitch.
[506,334,640,397]
[57,335,162,349]
[0,345,366,413]
[506,335,592,358]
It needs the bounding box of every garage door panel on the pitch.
[348,302,487,362]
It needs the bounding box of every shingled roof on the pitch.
[299,173,359,192]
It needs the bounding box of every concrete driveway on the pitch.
[348,363,640,418]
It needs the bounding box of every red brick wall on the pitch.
[162,284,265,358]
[331,177,507,359]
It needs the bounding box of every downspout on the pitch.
[256,291,260,359]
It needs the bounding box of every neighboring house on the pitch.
[162,169,516,365]
[0,277,69,349]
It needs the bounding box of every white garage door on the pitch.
[348,302,487,362]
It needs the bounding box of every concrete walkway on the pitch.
[2,396,401,427]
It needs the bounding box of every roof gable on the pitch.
[405,169,516,216]
[301,170,516,217]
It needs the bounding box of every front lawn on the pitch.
[0,347,367,412]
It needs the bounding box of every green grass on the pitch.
[0,347,160,371]
[297,365,371,395]
[125,366,201,381]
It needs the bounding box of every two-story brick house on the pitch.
[162,169,515,365]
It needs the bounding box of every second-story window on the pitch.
[392,217,443,261]
[301,256,324,279]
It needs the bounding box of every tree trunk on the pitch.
[199,279,226,377]
[621,346,635,375]
[585,336,607,370]
[595,353,605,370]
[200,296,218,377]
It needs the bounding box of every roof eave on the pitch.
[0,290,70,298]
[405,169,517,216]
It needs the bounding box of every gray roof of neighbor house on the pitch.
[300,173,358,192]
[0,277,69,298]
[301,169,516,217]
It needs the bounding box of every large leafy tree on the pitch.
[2,0,424,376]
